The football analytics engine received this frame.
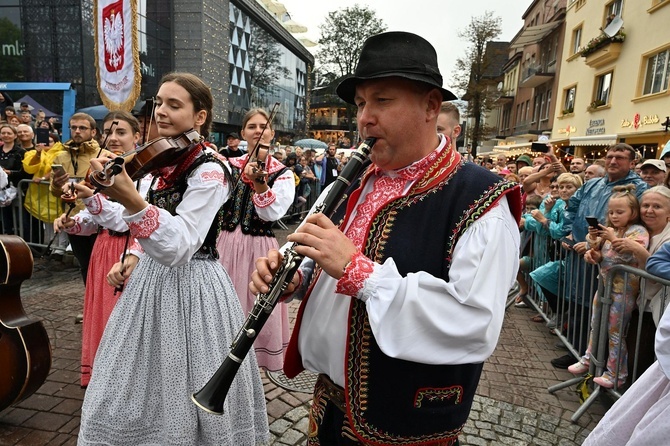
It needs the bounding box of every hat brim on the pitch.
[336,73,457,105]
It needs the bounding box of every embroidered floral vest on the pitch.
[219,165,287,237]
[148,153,229,260]
[329,157,522,445]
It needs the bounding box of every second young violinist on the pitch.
[53,111,146,387]
[77,72,269,445]
[217,108,295,371]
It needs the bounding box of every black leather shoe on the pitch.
[551,354,575,369]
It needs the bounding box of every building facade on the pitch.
[489,0,567,159]
[0,0,313,143]
[552,0,670,161]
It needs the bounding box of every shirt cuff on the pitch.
[65,216,83,235]
[252,188,276,208]
[336,251,375,298]
[126,204,160,239]
[128,239,144,258]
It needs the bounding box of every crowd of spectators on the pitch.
[494,141,670,395]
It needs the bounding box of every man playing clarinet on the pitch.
[251,31,522,446]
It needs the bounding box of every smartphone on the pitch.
[35,127,50,145]
[51,164,66,177]
[560,237,576,247]
[531,142,550,153]
[586,216,600,229]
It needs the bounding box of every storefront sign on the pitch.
[557,125,576,135]
[621,114,660,129]
[586,119,606,135]
[1,40,23,56]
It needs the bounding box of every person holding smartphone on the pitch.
[522,145,566,198]
[22,132,67,257]
[48,112,110,283]
[551,143,648,370]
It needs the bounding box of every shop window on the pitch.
[643,48,670,95]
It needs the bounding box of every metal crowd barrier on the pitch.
[561,264,670,421]
[0,179,64,251]
[513,230,670,422]
[276,176,320,228]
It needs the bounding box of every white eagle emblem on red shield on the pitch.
[103,0,124,72]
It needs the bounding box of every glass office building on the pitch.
[0,0,312,139]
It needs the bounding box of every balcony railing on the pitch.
[310,93,347,106]
[519,65,555,88]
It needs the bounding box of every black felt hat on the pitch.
[336,31,457,105]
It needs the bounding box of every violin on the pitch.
[0,236,52,411]
[89,129,202,189]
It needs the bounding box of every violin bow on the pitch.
[116,98,156,295]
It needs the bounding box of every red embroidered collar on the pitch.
[369,135,456,181]
[155,144,204,190]
[229,153,286,175]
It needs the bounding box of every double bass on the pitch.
[0,236,52,411]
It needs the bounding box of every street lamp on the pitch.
[662,116,670,132]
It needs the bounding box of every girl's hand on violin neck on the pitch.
[244,162,269,192]
[53,213,75,233]
[90,156,147,213]
[106,255,139,288]
[71,181,94,199]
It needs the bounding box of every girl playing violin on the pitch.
[53,111,147,387]
[77,73,269,445]
[217,108,295,371]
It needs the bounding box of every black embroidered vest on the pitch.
[330,155,521,445]
[148,153,229,260]
[220,165,287,237]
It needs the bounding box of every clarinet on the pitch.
[192,137,376,414]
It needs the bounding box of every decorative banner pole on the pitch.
[94,0,141,111]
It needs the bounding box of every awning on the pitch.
[570,134,618,147]
[493,142,531,151]
[510,21,562,49]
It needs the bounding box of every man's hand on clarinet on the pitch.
[287,213,357,280]
[250,249,299,295]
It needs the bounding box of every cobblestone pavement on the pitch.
[0,228,609,445]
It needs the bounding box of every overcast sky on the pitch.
[279,0,531,94]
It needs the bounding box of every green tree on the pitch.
[248,22,291,109]
[452,11,502,156]
[316,5,386,139]
[0,18,25,81]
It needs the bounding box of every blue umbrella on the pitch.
[76,105,110,120]
[293,138,327,149]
